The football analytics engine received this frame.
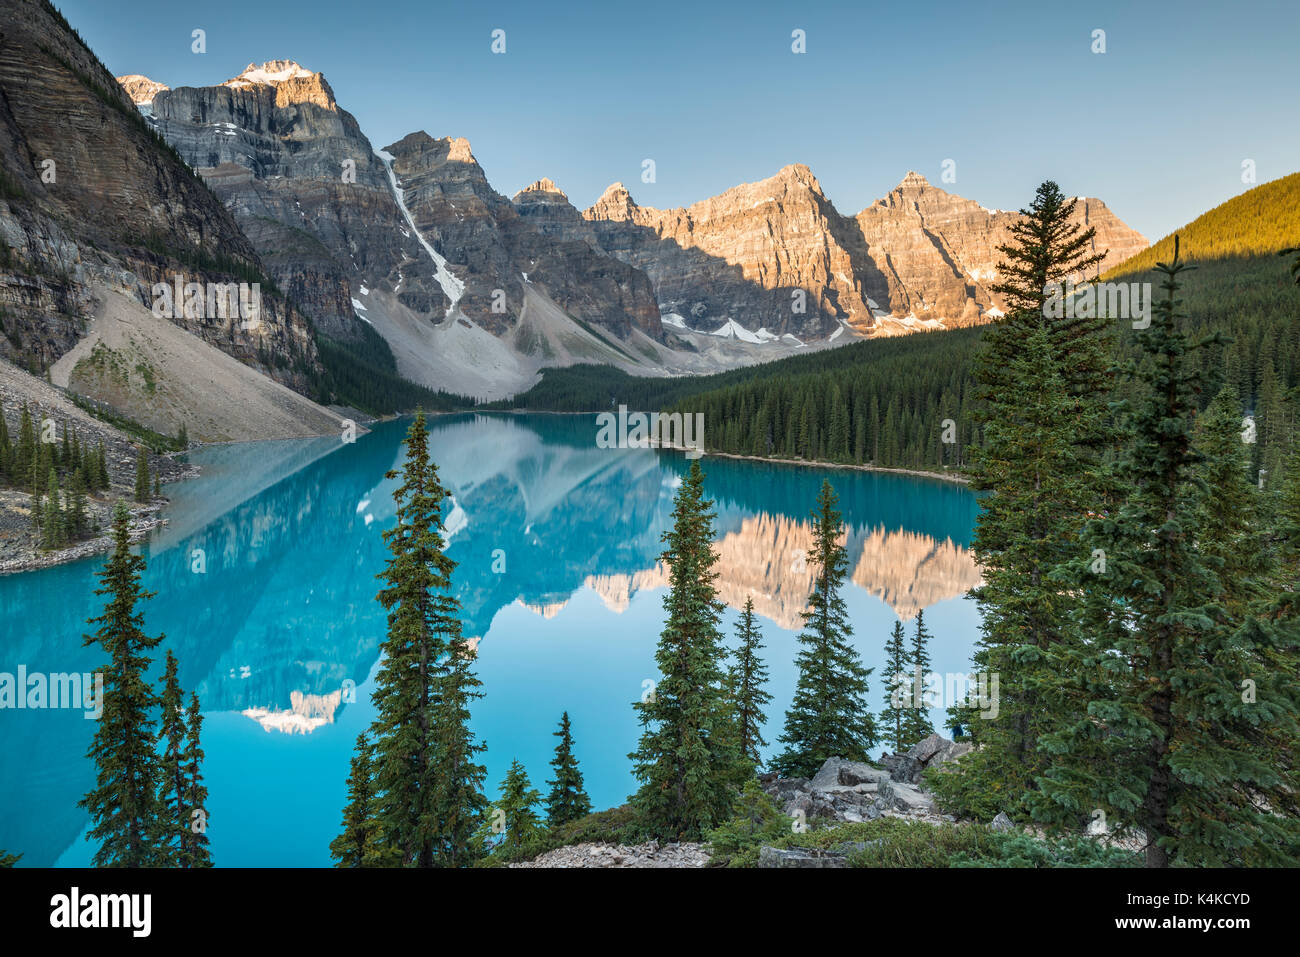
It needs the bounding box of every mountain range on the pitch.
[117,58,1146,402]
[0,0,1148,438]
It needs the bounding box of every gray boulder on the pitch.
[757,846,849,869]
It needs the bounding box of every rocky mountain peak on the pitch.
[897,170,931,190]
[115,73,168,105]
[586,182,637,221]
[222,60,336,109]
[516,177,567,201]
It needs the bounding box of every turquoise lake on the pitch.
[0,412,982,866]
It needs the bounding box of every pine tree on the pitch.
[1037,239,1300,866]
[880,620,910,753]
[134,446,150,503]
[489,759,544,855]
[772,480,876,777]
[727,597,771,767]
[15,403,34,481]
[96,443,110,491]
[155,650,188,867]
[935,177,1117,819]
[901,610,936,747]
[365,412,486,867]
[79,504,164,867]
[180,692,212,867]
[629,459,742,840]
[0,403,11,482]
[41,467,65,549]
[66,468,88,540]
[330,732,382,868]
[428,628,489,867]
[545,711,591,827]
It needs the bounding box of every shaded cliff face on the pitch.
[0,1,317,388]
[144,61,424,338]
[383,132,662,340]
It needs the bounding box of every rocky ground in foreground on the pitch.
[514,734,980,868]
[508,841,711,868]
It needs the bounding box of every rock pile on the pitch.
[508,840,710,869]
[879,732,973,785]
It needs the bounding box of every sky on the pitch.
[59,0,1300,240]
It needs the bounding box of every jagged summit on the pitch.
[897,170,932,189]
[516,177,567,201]
[223,60,316,87]
[115,74,169,105]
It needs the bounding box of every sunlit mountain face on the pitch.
[0,412,982,865]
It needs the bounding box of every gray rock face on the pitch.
[385,133,662,341]
[763,756,935,823]
[758,845,849,869]
[991,812,1014,833]
[881,733,974,784]
[147,63,424,338]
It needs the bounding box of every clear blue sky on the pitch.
[59,0,1300,239]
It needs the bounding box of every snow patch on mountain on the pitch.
[375,149,465,317]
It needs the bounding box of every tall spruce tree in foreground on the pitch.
[545,712,591,827]
[772,480,876,777]
[155,650,188,866]
[428,627,489,867]
[180,692,211,867]
[727,597,771,768]
[80,504,163,867]
[1037,240,1300,866]
[365,412,486,867]
[880,620,910,753]
[937,177,1116,820]
[331,732,381,868]
[629,459,742,840]
[490,759,544,855]
[901,610,936,747]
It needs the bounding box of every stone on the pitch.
[991,812,1014,832]
[757,846,848,869]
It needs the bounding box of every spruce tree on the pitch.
[15,403,34,481]
[181,692,212,867]
[41,467,64,549]
[1037,239,1300,866]
[938,190,1113,819]
[365,412,486,867]
[901,610,936,747]
[880,620,910,753]
[330,732,381,868]
[0,403,10,482]
[490,759,544,855]
[772,480,876,777]
[545,711,591,827]
[727,597,771,768]
[80,504,164,867]
[134,446,150,503]
[428,628,489,867]
[155,650,188,867]
[66,468,88,540]
[629,459,742,840]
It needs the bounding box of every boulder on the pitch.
[991,812,1014,832]
[757,846,849,869]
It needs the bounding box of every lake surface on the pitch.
[0,412,982,866]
